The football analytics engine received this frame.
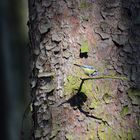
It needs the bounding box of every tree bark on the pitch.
[28,0,140,139]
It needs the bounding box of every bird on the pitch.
[74,64,98,77]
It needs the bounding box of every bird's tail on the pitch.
[74,64,83,67]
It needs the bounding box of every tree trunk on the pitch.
[28,0,140,139]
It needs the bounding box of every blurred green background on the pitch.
[0,0,31,140]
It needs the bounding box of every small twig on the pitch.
[81,75,128,81]
[77,80,84,93]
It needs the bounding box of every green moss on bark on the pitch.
[64,75,93,97]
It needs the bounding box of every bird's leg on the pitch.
[89,74,93,77]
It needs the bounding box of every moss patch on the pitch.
[81,80,93,96]
[80,40,89,53]
[98,124,118,140]
[64,75,81,97]
[65,134,73,140]
[98,125,133,140]
[89,99,100,109]
[118,129,133,140]
[137,117,140,126]
[64,75,94,97]
[127,88,140,105]
[102,93,112,104]
[79,1,91,9]
[120,105,130,117]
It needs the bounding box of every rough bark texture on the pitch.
[28,0,140,139]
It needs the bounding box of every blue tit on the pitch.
[74,64,98,77]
